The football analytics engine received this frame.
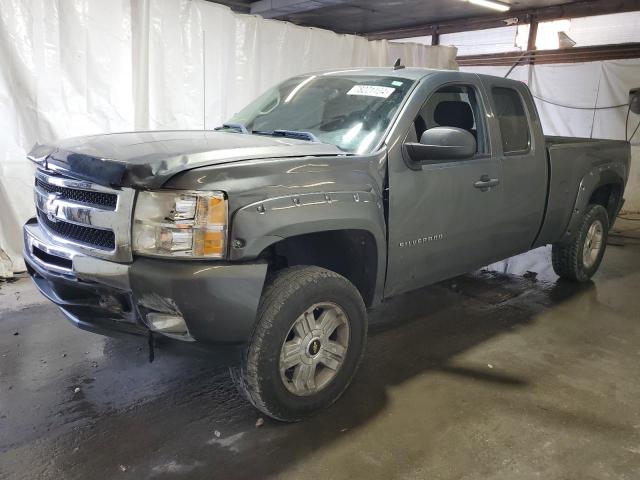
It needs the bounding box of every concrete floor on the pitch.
[2,224,640,479]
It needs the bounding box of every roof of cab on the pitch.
[306,67,526,87]
[305,67,440,80]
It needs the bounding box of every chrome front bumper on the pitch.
[23,219,145,338]
[25,220,131,290]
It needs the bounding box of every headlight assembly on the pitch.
[132,191,228,258]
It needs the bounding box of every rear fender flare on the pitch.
[560,163,625,243]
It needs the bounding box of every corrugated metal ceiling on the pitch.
[209,0,584,34]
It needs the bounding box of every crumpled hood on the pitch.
[29,130,344,189]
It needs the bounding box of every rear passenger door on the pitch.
[484,80,547,259]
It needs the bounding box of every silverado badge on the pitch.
[399,234,443,248]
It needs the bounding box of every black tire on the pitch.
[230,266,367,422]
[552,204,609,282]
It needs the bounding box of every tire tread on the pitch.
[230,266,366,421]
[552,204,609,282]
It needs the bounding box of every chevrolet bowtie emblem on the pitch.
[45,192,60,223]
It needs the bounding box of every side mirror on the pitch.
[405,126,477,163]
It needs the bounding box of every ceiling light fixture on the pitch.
[468,0,511,12]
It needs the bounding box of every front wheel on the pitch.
[552,204,609,282]
[230,266,367,422]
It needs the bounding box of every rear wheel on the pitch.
[230,266,367,422]
[552,204,609,282]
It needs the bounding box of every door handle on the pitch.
[474,175,500,191]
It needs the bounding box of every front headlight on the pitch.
[132,191,228,258]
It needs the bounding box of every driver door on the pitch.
[385,79,502,297]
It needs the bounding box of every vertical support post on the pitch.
[527,15,538,64]
[432,26,440,46]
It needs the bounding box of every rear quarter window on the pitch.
[492,87,531,154]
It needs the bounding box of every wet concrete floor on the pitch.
[1,242,640,479]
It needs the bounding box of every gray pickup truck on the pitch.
[24,68,630,421]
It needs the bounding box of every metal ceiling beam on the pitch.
[366,0,640,40]
[456,42,640,66]
[250,0,351,19]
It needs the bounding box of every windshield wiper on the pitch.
[215,125,318,143]
[216,124,326,145]
[214,123,249,134]
[252,129,320,143]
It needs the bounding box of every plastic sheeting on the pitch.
[537,12,640,49]
[0,0,457,276]
[440,25,530,56]
[460,60,640,214]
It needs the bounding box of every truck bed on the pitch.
[534,136,631,247]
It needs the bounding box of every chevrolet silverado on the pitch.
[24,68,630,421]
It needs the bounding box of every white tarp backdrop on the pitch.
[0,0,457,276]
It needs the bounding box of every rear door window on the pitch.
[492,87,530,154]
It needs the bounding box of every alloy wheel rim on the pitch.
[583,219,604,269]
[279,302,350,396]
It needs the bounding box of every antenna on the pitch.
[393,58,405,70]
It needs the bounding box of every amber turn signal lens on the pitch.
[207,196,227,225]
[193,230,225,257]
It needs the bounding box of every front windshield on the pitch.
[228,74,415,153]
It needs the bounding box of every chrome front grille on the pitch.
[34,169,135,262]
[37,210,116,250]
[35,177,117,210]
